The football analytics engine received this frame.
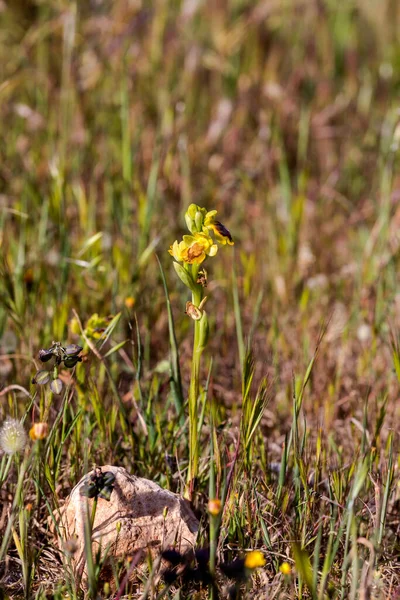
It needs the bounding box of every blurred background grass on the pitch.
[1,0,399,436]
[0,0,399,597]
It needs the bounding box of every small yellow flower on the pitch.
[182,233,218,264]
[244,550,266,569]
[204,213,234,245]
[29,422,49,441]
[208,498,222,516]
[69,316,81,336]
[279,562,291,575]
[169,239,188,262]
[169,233,218,265]
[85,313,112,340]
[124,296,135,309]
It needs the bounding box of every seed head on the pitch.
[0,417,28,455]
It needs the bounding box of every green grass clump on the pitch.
[0,0,399,598]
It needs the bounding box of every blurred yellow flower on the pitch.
[29,422,49,441]
[69,316,81,336]
[208,498,222,516]
[124,296,135,309]
[244,550,266,569]
[279,562,291,575]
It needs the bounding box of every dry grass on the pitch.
[0,0,399,598]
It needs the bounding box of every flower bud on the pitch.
[208,498,222,516]
[64,355,82,368]
[39,349,54,362]
[185,212,195,233]
[29,422,49,441]
[195,210,204,232]
[64,344,83,356]
[184,203,198,233]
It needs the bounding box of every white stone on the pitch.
[52,465,198,579]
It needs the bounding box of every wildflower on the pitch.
[184,203,208,233]
[203,211,234,245]
[184,204,234,246]
[169,203,233,495]
[182,233,218,264]
[29,422,49,441]
[124,296,135,309]
[208,498,222,516]
[244,550,266,569]
[0,418,28,455]
[169,239,189,262]
[279,561,291,575]
[169,233,218,265]
[85,314,113,340]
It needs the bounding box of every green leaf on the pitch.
[173,262,197,292]
[103,339,127,358]
[292,543,316,599]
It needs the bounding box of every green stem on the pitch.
[209,408,218,599]
[187,266,203,495]
[91,496,98,530]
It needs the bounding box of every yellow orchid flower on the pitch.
[184,204,234,245]
[204,211,234,245]
[181,232,218,264]
[170,232,218,265]
[168,239,188,262]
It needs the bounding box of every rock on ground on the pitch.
[52,465,199,578]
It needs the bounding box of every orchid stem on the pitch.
[187,266,203,497]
